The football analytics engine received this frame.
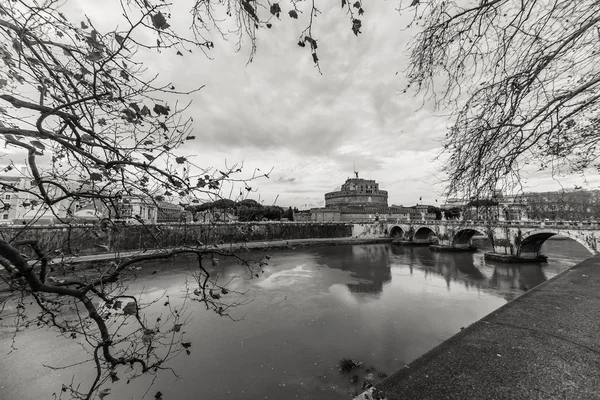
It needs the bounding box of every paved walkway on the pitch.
[359,255,600,400]
[49,236,391,264]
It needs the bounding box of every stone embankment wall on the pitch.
[352,222,388,238]
[0,222,355,256]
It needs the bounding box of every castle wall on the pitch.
[325,192,388,207]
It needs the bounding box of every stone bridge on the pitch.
[384,220,600,258]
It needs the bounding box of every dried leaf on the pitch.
[289,10,298,19]
[140,105,151,117]
[87,51,103,62]
[153,104,170,116]
[175,156,186,164]
[151,12,170,30]
[98,118,107,126]
[241,0,258,21]
[142,153,155,162]
[90,172,103,181]
[181,341,192,348]
[174,324,182,332]
[115,34,125,46]
[129,102,141,113]
[122,302,137,316]
[270,3,281,17]
[352,18,362,36]
[98,388,110,400]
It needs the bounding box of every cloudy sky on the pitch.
[6,1,600,208]
[139,0,451,209]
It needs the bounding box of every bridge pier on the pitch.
[484,252,548,263]
[392,238,435,246]
[430,244,477,253]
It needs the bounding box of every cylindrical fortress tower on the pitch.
[325,177,388,208]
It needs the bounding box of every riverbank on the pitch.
[360,254,600,400]
[47,237,393,265]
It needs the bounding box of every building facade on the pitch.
[0,174,73,225]
[156,201,184,223]
[311,175,435,223]
[324,176,388,208]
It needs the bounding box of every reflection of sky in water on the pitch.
[256,263,311,289]
[0,240,591,400]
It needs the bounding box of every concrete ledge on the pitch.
[47,237,392,265]
[368,255,600,400]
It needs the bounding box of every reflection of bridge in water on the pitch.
[385,220,598,261]
[389,245,549,302]
[317,244,553,301]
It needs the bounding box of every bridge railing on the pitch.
[390,219,600,230]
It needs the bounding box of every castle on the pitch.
[309,172,435,223]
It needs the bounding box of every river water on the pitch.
[0,238,591,399]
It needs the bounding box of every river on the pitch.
[0,238,592,399]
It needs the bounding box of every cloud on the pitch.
[276,177,297,184]
[7,0,592,210]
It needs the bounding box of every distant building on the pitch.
[0,174,73,225]
[293,210,311,222]
[310,173,435,222]
[325,174,388,208]
[440,193,528,221]
[156,201,184,223]
[98,196,157,224]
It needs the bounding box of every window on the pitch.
[2,214,8,220]
[4,194,10,200]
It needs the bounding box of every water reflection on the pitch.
[313,244,392,294]
[392,246,551,301]
[0,240,590,400]
[318,243,556,301]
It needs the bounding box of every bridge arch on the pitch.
[389,225,405,238]
[414,226,437,242]
[453,228,486,246]
[519,230,596,256]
